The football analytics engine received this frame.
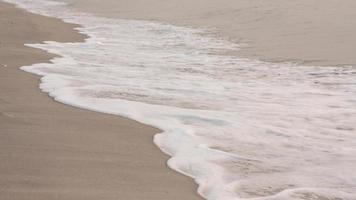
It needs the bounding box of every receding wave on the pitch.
[6,0,356,199]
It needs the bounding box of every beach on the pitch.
[1,0,356,200]
[0,2,202,200]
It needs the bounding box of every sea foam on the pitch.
[5,0,356,199]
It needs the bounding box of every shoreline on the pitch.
[0,2,202,200]
[68,0,356,67]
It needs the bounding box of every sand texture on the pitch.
[0,2,202,200]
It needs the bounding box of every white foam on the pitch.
[5,0,356,199]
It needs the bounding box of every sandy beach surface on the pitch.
[0,2,202,200]
[2,0,356,199]
[68,0,356,66]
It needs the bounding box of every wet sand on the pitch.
[2,0,356,199]
[68,0,356,66]
[0,2,202,200]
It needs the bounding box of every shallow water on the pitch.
[6,0,356,199]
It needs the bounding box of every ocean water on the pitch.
[6,0,356,199]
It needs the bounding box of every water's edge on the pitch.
[5,1,356,200]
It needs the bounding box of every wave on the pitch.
[5,0,356,199]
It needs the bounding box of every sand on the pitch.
[2,0,355,199]
[0,2,202,200]
[68,0,356,66]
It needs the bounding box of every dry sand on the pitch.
[0,2,202,200]
[68,0,356,66]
